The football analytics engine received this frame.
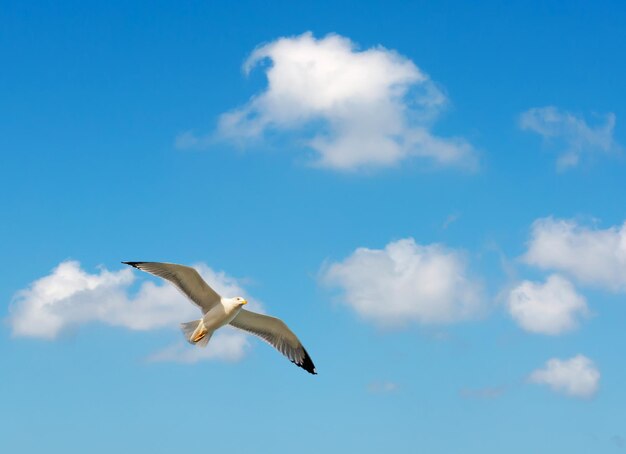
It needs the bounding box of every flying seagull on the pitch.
[122,261,317,374]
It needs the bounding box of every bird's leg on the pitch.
[191,324,208,343]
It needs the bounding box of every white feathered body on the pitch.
[202,297,244,331]
[180,297,244,346]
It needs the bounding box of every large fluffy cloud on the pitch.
[8,261,259,362]
[203,32,477,170]
[507,274,588,335]
[523,217,626,291]
[529,355,600,398]
[519,106,619,170]
[320,238,483,328]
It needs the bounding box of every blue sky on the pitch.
[2,1,626,452]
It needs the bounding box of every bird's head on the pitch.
[234,297,248,306]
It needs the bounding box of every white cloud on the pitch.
[519,106,619,170]
[320,238,483,328]
[507,274,588,335]
[8,261,259,362]
[529,355,600,398]
[200,32,477,171]
[523,217,626,291]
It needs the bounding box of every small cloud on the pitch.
[320,238,483,328]
[519,106,620,170]
[529,355,600,399]
[213,32,477,171]
[146,330,249,364]
[459,386,505,399]
[523,217,626,291]
[367,381,400,394]
[507,274,589,335]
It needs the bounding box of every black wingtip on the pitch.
[298,348,317,375]
[121,261,144,269]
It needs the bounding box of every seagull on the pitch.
[122,261,317,374]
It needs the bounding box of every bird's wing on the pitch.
[122,262,221,312]
[229,309,316,374]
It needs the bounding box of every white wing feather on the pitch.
[122,262,221,313]
[229,309,317,374]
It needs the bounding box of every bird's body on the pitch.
[203,298,245,330]
[122,261,317,374]
[184,297,246,346]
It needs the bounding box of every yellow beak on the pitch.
[242,299,248,305]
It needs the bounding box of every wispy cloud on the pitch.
[507,274,589,335]
[180,32,478,171]
[442,212,461,230]
[174,131,208,150]
[8,261,259,363]
[146,331,249,364]
[523,217,626,291]
[367,381,400,394]
[519,106,620,170]
[529,355,600,399]
[320,238,483,328]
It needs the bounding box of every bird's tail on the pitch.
[180,319,212,348]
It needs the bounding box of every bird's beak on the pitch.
[242,299,248,305]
